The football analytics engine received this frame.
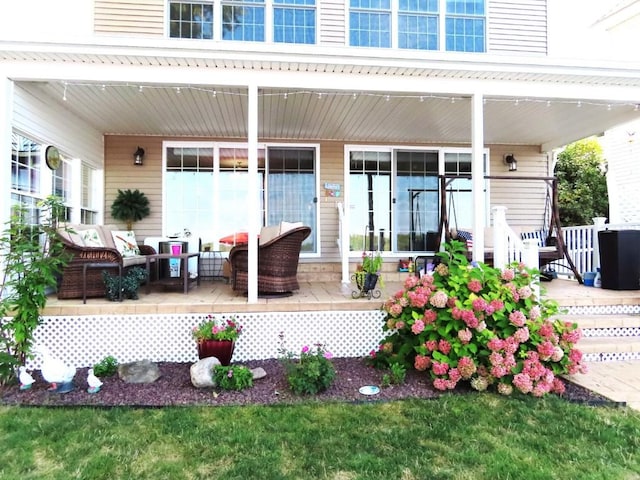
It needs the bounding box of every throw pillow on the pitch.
[81,228,104,248]
[279,221,303,234]
[111,230,141,257]
[259,225,281,245]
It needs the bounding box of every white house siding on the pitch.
[94,0,165,36]
[13,85,104,169]
[319,0,346,45]
[487,0,547,54]
[602,120,640,223]
[488,146,550,231]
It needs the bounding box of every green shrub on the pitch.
[369,241,587,397]
[93,356,119,377]
[213,365,253,391]
[279,335,336,395]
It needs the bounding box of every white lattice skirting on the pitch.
[26,310,387,370]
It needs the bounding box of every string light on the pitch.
[55,81,640,112]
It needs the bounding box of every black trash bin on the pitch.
[598,230,640,290]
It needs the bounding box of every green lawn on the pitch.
[1,394,639,479]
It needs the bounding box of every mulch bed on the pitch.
[0,357,617,408]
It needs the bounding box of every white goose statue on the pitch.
[18,366,35,390]
[86,368,103,394]
[36,346,76,393]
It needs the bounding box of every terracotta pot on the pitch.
[197,340,235,365]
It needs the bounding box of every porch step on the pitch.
[562,313,640,362]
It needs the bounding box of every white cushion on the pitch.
[259,225,281,246]
[111,230,140,257]
[81,228,104,248]
[279,221,303,234]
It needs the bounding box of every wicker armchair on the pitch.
[229,226,311,295]
[55,224,157,300]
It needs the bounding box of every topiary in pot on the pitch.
[110,189,150,231]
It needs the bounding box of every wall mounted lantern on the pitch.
[504,153,517,172]
[133,147,145,166]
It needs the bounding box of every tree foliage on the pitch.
[555,138,608,226]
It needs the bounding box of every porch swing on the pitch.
[435,174,583,283]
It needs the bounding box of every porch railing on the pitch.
[553,220,640,278]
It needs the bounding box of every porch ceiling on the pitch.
[20,80,640,150]
[8,42,640,149]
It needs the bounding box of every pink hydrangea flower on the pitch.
[414,355,431,371]
[423,309,437,324]
[432,361,449,375]
[467,279,483,293]
[497,383,513,395]
[457,356,477,379]
[509,310,526,327]
[425,340,438,351]
[411,320,425,335]
[461,310,479,329]
[517,285,533,299]
[537,340,555,361]
[514,326,530,343]
[501,269,515,281]
[487,338,505,352]
[529,305,541,320]
[404,275,419,289]
[458,328,472,344]
[429,290,448,308]
[438,339,451,355]
[472,297,488,312]
[513,373,533,394]
[389,303,403,317]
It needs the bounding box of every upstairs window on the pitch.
[398,0,438,50]
[273,0,316,44]
[222,0,266,41]
[349,0,391,47]
[445,0,485,52]
[169,1,214,39]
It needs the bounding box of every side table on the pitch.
[83,262,122,304]
[145,253,200,294]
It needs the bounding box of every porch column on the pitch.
[247,84,259,303]
[0,76,12,286]
[471,93,485,262]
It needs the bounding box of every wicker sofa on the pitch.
[229,224,311,295]
[56,223,156,299]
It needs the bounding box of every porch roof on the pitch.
[4,39,640,150]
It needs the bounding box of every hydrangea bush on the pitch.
[369,241,587,397]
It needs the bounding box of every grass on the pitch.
[1,394,639,479]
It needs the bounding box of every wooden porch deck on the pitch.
[42,277,640,317]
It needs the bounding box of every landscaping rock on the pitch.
[190,357,221,388]
[118,359,161,384]
[251,367,267,380]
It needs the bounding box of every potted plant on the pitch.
[192,316,243,365]
[353,251,384,294]
[110,188,150,231]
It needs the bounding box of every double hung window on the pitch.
[169,1,214,39]
[273,0,316,44]
[349,0,485,52]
